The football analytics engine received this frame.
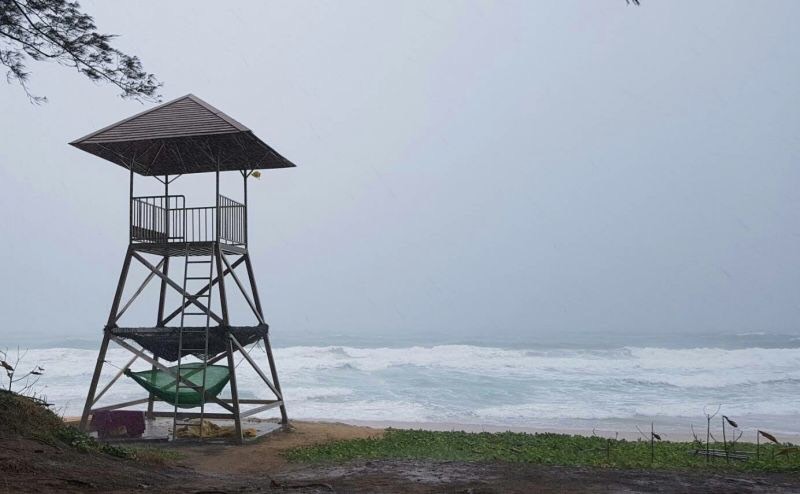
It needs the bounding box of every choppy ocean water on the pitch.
[17,332,800,440]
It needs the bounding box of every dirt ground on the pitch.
[176,420,384,475]
[3,420,800,493]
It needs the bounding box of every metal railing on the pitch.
[131,195,185,243]
[130,194,245,245]
[218,195,246,245]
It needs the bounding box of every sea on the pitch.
[10,330,800,442]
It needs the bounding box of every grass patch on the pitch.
[0,389,63,438]
[285,429,800,472]
[128,446,185,465]
[56,426,183,463]
[55,425,133,458]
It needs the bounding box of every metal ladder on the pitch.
[172,245,215,440]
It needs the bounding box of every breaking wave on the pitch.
[22,344,800,433]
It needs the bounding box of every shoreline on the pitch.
[63,414,800,443]
[297,417,800,443]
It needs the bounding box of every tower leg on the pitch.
[226,337,244,444]
[81,248,134,431]
[263,333,288,424]
[79,331,110,431]
[156,256,171,325]
[145,356,158,420]
[149,256,170,418]
[243,253,288,425]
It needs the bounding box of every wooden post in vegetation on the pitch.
[650,422,655,464]
[721,417,729,463]
[757,431,760,460]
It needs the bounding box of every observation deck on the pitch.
[130,194,247,256]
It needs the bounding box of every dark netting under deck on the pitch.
[110,325,268,362]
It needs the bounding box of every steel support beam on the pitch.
[93,354,138,406]
[263,333,288,425]
[214,247,230,326]
[240,401,283,418]
[115,258,165,322]
[229,334,281,399]
[79,331,110,431]
[92,398,150,413]
[151,411,235,420]
[225,337,243,444]
[243,253,288,424]
[220,252,264,324]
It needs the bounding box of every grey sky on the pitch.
[1,1,798,348]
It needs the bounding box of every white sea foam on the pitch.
[19,345,800,434]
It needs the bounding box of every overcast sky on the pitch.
[1,1,798,348]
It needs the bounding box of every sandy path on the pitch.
[176,420,383,474]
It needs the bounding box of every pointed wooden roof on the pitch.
[70,94,296,176]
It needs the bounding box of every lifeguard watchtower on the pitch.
[70,94,294,443]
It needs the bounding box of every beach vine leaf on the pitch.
[759,430,780,445]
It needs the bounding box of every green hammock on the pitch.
[125,363,230,408]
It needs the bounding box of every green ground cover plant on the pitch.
[286,428,800,472]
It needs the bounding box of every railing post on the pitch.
[243,172,248,246]
[215,163,220,242]
[164,176,169,242]
[128,161,134,243]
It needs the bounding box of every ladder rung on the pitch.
[187,260,212,264]
[183,312,208,316]
[186,276,211,280]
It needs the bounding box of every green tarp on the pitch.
[125,363,230,408]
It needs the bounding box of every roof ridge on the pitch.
[183,94,249,132]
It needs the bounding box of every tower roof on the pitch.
[70,94,296,176]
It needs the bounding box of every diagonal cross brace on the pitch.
[229,334,282,400]
[115,258,165,322]
[220,253,265,325]
[161,255,246,326]
[131,251,223,325]
[92,354,138,406]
